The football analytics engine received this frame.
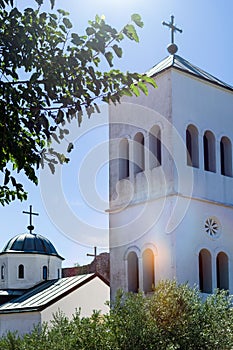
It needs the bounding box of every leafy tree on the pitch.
[1,281,232,349]
[0,0,156,205]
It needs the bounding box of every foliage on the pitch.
[0,281,233,349]
[0,0,156,205]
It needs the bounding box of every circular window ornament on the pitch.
[205,217,221,239]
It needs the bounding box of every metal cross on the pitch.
[22,205,39,234]
[87,246,97,259]
[162,15,182,44]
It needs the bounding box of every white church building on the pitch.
[109,17,233,300]
[0,209,109,336]
[1,15,233,335]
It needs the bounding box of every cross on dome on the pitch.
[162,15,182,54]
[22,205,39,234]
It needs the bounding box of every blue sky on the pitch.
[1,0,233,267]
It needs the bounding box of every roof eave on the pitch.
[148,64,233,93]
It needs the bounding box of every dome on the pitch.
[2,233,63,258]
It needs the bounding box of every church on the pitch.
[109,16,233,300]
[1,15,233,336]
[0,207,109,336]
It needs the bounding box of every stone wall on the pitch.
[62,253,110,283]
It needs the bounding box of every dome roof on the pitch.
[2,233,63,259]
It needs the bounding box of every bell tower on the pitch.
[109,18,233,300]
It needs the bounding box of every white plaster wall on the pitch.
[109,66,233,299]
[0,312,41,337]
[41,277,110,324]
[0,253,62,289]
[110,196,177,299]
[172,70,233,205]
[174,197,233,293]
[109,71,172,203]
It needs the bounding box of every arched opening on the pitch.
[43,266,48,280]
[1,265,5,280]
[149,125,161,169]
[220,137,232,177]
[186,124,199,167]
[216,252,229,291]
[127,251,139,293]
[142,249,155,293]
[133,132,145,175]
[18,264,24,279]
[119,138,129,180]
[203,131,216,172]
[199,249,212,293]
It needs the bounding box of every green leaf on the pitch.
[57,9,70,16]
[67,142,74,153]
[51,133,60,144]
[78,110,82,126]
[71,33,84,46]
[35,0,43,5]
[86,27,95,36]
[48,162,55,174]
[50,0,55,9]
[123,24,139,42]
[56,110,64,124]
[63,17,72,29]
[86,106,95,118]
[131,14,143,28]
[112,44,122,58]
[142,75,157,88]
[138,81,148,95]
[30,72,40,83]
[130,84,140,97]
[105,51,113,67]
[4,170,10,186]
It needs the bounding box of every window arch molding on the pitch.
[220,136,232,177]
[118,137,130,180]
[149,125,162,169]
[1,264,5,280]
[133,131,145,175]
[186,124,199,168]
[42,265,48,280]
[142,248,155,293]
[203,130,216,172]
[18,264,24,279]
[198,248,212,293]
[124,245,141,260]
[216,251,229,291]
[126,249,139,293]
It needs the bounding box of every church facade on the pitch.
[0,229,109,336]
[109,53,233,300]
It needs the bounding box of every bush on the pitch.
[0,281,232,349]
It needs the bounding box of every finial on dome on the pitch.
[22,205,39,234]
[162,15,182,54]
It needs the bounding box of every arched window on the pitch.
[1,265,5,280]
[18,264,24,279]
[149,125,161,169]
[119,138,129,180]
[220,137,232,177]
[142,249,155,293]
[216,252,229,291]
[203,131,216,172]
[186,124,199,167]
[43,266,48,280]
[57,269,60,279]
[133,132,145,175]
[199,249,212,293]
[127,252,139,293]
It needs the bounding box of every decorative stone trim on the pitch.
[204,217,221,239]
